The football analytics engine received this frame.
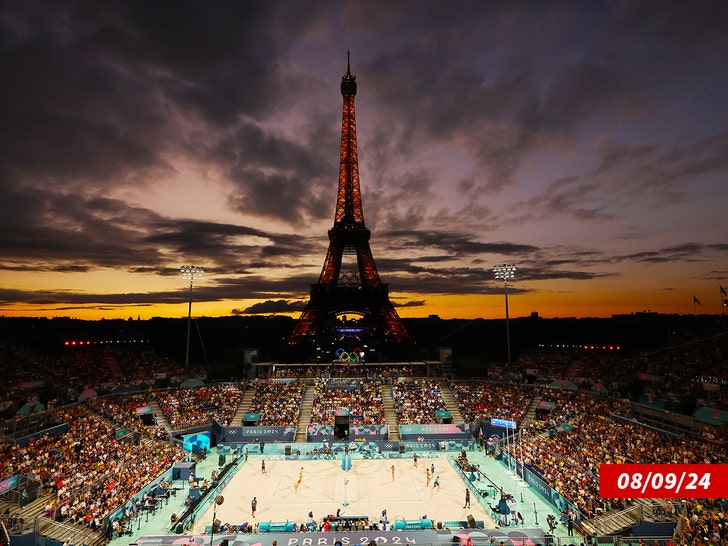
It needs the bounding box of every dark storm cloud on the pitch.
[442,60,647,195]
[357,0,727,229]
[395,300,426,309]
[0,287,182,306]
[0,3,174,188]
[0,187,169,267]
[111,1,280,124]
[0,275,304,307]
[0,182,319,272]
[0,0,293,193]
[218,120,338,225]
[511,175,620,224]
[376,257,607,295]
[508,130,728,225]
[619,243,723,265]
[232,300,305,315]
[1,0,726,315]
[379,230,538,256]
[600,133,728,204]
[601,1,728,75]
[352,5,649,197]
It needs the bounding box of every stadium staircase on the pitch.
[18,496,48,533]
[578,503,643,537]
[519,397,542,428]
[295,386,315,442]
[381,384,400,441]
[439,385,464,423]
[5,493,105,546]
[149,400,173,434]
[35,514,106,546]
[231,385,256,426]
[103,353,123,381]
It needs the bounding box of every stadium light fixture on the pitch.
[493,264,516,366]
[181,265,204,371]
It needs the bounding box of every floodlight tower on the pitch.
[493,264,516,366]
[181,265,204,371]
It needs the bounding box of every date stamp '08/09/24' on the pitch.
[599,464,727,498]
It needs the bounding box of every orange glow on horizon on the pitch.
[1,287,723,321]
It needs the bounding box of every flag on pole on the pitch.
[721,285,727,297]
[693,295,701,306]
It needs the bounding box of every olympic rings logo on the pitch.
[336,348,363,362]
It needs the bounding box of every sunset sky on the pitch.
[1,1,727,321]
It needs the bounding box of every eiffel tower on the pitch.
[289,55,410,355]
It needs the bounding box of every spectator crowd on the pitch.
[247,380,305,427]
[309,380,384,425]
[0,407,186,535]
[392,380,448,424]
[155,384,244,429]
[1,322,727,546]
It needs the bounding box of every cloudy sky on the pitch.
[1,0,727,321]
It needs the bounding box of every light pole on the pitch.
[181,265,204,372]
[493,264,516,366]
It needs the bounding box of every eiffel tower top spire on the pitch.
[341,50,357,96]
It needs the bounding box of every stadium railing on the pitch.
[587,504,642,537]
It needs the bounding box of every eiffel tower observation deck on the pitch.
[289,54,411,361]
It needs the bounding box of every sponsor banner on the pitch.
[136,405,153,415]
[0,476,18,495]
[402,441,440,451]
[489,418,517,429]
[399,423,470,440]
[218,443,261,455]
[136,527,548,546]
[218,440,451,457]
[307,426,334,441]
[306,425,389,442]
[306,425,389,441]
[350,425,388,440]
[223,426,296,443]
[441,440,476,451]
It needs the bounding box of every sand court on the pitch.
[197,455,496,530]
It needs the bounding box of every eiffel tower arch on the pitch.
[289,55,411,360]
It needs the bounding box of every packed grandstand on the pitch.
[0,325,726,546]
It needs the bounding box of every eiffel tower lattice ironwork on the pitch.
[289,56,410,348]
